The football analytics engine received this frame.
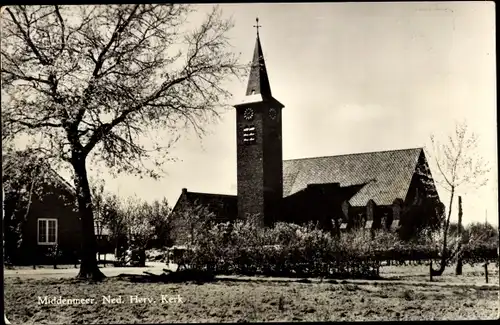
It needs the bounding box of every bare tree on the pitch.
[169,202,215,247]
[147,197,172,248]
[106,195,172,266]
[90,177,120,261]
[121,196,156,266]
[99,192,127,264]
[426,121,490,276]
[1,4,245,280]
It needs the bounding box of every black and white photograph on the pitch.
[2,2,498,323]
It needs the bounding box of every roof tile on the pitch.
[283,148,422,206]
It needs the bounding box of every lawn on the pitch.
[3,264,499,324]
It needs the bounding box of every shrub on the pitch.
[173,218,498,278]
[179,221,384,278]
[461,242,498,266]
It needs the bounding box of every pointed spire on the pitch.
[245,18,272,98]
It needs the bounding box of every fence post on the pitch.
[456,196,463,275]
[53,244,58,269]
[429,260,433,282]
[484,263,489,283]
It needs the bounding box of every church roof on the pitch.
[234,20,284,109]
[283,148,424,206]
[172,190,238,221]
[245,28,272,98]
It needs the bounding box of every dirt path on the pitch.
[3,262,173,279]
[214,275,499,289]
[5,263,498,290]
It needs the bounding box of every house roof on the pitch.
[2,151,76,195]
[283,148,423,206]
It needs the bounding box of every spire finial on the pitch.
[253,17,261,36]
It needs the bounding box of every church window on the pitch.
[243,125,256,144]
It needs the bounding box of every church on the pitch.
[171,21,442,243]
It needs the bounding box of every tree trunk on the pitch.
[431,187,455,277]
[72,155,105,281]
[455,196,463,275]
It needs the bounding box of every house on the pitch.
[171,22,443,243]
[2,152,111,265]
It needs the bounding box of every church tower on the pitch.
[234,19,284,227]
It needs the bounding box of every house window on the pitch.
[38,218,57,245]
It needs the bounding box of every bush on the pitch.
[461,242,498,266]
[178,221,384,278]
[173,218,498,278]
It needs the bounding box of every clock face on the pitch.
[269,108,277,120]
[243,108,254,120]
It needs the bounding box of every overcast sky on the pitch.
[63,2,496,225]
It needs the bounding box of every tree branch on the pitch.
[1,69,52,85]
[8,118,64,129]
[54,5,66,57]
[6,7,51,66]
[73,5,140,127]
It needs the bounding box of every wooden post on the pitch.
[484,263,489,283]
[53,244,58,269]
[456,196,463,275]
[429,260,433,282]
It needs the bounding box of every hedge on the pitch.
[174,220,498,278]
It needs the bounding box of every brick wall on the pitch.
[236,105,266,225]
[236,103,284,227]
[262,106,283,225]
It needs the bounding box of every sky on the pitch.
[9,2,498,226]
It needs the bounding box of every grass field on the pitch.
[4,264,499,324]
